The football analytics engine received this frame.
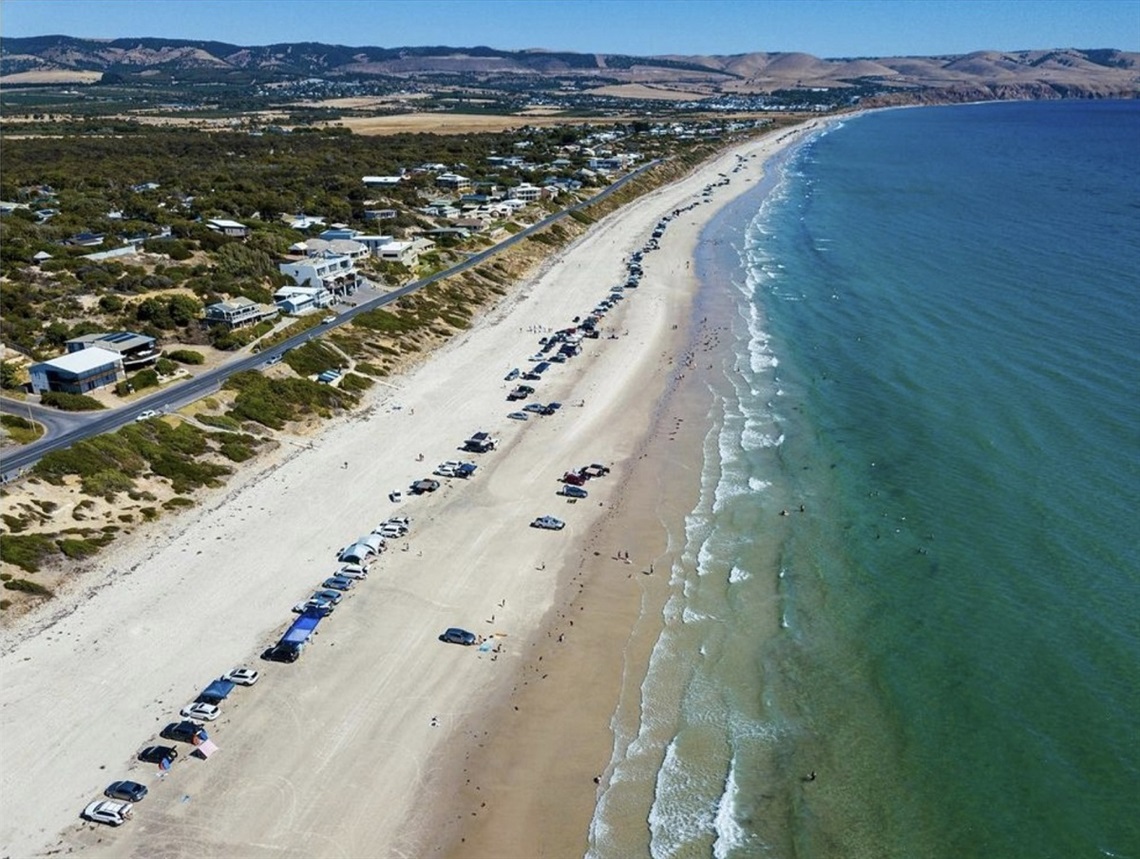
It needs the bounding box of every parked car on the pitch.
[224,667,259,686]
[507,411,529,421]
[547,402,563,410]
[522,403,547,414]
[104,781,148,802]
[135,410,159,422]
[138,745,178,764]
[321,576,354,592]
[311,589,344,605]
[161,720,206,743]
[336,566,368,580]
[263,642,302,663]
[180,702,220,722]
[439,627,478,646]
[562,471,586,486]
[293,599,335,616]
[531,516,566,531]
[83,799,132,826]
[410,478,441,494]
[504,368,521,381]
[558,485,589,499]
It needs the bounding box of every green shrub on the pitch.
[197,413,242,431]
[40,391,104,411]
[353,362,384,377]
[0,533,57,572]
[282,341,349,377]
[115,367,159,396]
[224,370,358,429]
[339,372,374,393]
[3,578,53,597]
[2,513,29,532]
[167,349,205,365]
[81,468,136,500]
[57,536,112,559]
[155,357,178,375]
[163,496,195,511]
[0,415,32,430]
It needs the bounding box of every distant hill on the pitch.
[1,36,1137,101]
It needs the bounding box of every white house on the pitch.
[355,234,396,255]
[362,176,404,187]
[274,285,332,314]
[302,238,369,261]
[279,251,359,297]
[376,237,435,268]
[207,218,250,238]
[507,183,542,202]
[436,173,472,192]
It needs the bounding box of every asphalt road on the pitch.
[0,160,660,480]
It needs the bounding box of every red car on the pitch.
[562,471,586,486]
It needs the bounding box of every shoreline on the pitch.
[432,128,821,856]
[0,119,828,859]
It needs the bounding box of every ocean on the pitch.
[588,101,1140,858]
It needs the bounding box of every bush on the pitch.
[163,496,195,511]
[57,534,114,559]
[282,341,348,377]
[115,367,159,395]
[224,370,358,429]
[3,578,53,598]
[339,372,374,393]
[167,349,205,365]
[0,533,57,572]
[155,357,178,375]
[197,413,242,431]
[40,391,104,411]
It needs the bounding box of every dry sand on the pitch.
[0,118,825,858]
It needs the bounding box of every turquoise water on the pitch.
[589,102,1140,858]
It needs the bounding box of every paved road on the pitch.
[0,160,660,480]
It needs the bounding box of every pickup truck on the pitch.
[507,385,535,401]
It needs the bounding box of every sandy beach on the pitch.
[0,117,824,859]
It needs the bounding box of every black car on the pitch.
[439,627,478,646]
[263,642,302,663]
[161,720,205,743]
[138,745,178,764]
[105,780,148,802]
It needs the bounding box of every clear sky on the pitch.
[2,0,1138,57]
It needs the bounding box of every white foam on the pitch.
[747,477,771,492]
[712,758,747,859]
[728,565,750,584]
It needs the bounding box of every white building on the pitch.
[279,251,359,297]
[274,285,332,314]
[206,218,250,238]
[507,183,542,202]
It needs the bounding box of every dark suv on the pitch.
[161,721,205,743]
[263,642,302,663]
[439,627,477,646]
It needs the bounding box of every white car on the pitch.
[322,315,337,324]
[336,566,368,580]
[223,667,259,686]
[83,799,132,826]
[531,515,566,531]
[180,702,220,721]
[135,410,160,422]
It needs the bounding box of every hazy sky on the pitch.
[3,0,1138,56]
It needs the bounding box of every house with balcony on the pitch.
[279,251,359,298]
[203,296,278,329]
[436,173,472,192]
[507,183,543,203]
[66,331,158,370]
[273,285,332,314]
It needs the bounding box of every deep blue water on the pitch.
[589,101,1140,859]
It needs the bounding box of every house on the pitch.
[362,175,404,187]
[364,208,398,221]
[355,234,396,255]
[82,246,139,262]
[274,285,332,314]
[131,182,161,193]
[318,226,359,241]
[66,331,158,370]
[64,232,105,247]
[302,238,369,261]
[283,213,326,230]
[29,347,123,395]
[435,173,472,192]
[279,252,359,297]
[207,219,250,239]
[376,238,434,268]
[32,251,53,265]
[203,297,278,329]
[507,184,542,202]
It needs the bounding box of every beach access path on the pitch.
[0,118,825,859]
